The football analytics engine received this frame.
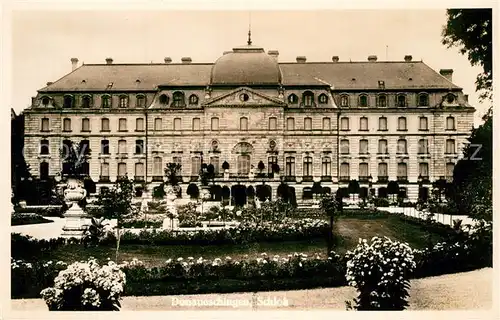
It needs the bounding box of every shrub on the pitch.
[11,258,68,298]
[14,206,64,217]
[345,237,416,310]
[373,198,390,207]
[40,258,126,311]
[11,233,69,260]
[11,212,53,226]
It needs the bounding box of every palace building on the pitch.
[22,38,475,205]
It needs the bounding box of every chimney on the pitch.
[368,55,378,62]
[164,57,172,64]
[439,69,453,82]
[105,57,113,65]
[332,56,339,62]
[71,58,78,71]
[296,56,307,63]
[181,57,192,64]
[46,82,53,86]
[404,55,412,62]
[464,94,469,102]
[223,51,232,55]
[268,50,279,60]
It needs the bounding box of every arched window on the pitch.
[41,96,50,106]
[189,94,198,105]
[101,139,110,155]
[159,94,169,105]
[40,118,49,132]
[398,117,407,131]
[446,162,455,181]
[118,139,127,154]
[419,162,429,178]
[318,94,328,104]
[303,156,313,177]
[397,163,407,180]
[302,91,314,107]
[81,96,91,108]
[172,92,185,107]
[418,139,428,154]
[286,117,295,131]
[135,162,145,179]
[39,162,49,180]
[40,139,49,155]
[101,95,111,108]
[117,162,127,178]
[63,95,74,108]
[340,162,350,180]
[191,156,201,175]
[446,116,456,130]
[378,162,388,179]
[418,93,429,106]
[378,139,388,154]
[192,117,201,131]
[359,95,368,107]
[397,94,407,107]
[237,155,251,175]
[322,157,331,177]
[304,117,312,130]
[377,94,387,107]
[240,117,248,131]
[359,163,369,179]
[81,118,90,132]
[359,117,368,131]
[322,117,331,130]
[419,116,428,130]
[359,139,369,154]
[340,117,349,131]
[285,156,295,176]
[340,95,349,107]
[101,118,110,131]
[446,139,456,154]
[378,116,387,131]
[340,139,350,154]
[136,95,146,108]
[118,118,127,131]
[119,96,128,108]
[288,94,298,104]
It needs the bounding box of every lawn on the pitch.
[34,214,447,267]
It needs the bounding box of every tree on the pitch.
[11,112,32,204]
[347,180,360,201]
[95,178,136,261]
[60,140,90,178]
[187,183,200,199]
[442,9,492,101]
[271,163,280,175]
[222,161,230,171]
[257,161,265,176]
[387,181,399,203]
[311,181,323,199]
[164,163,181,186]
[320,193,340,256]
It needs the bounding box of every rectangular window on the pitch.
[191,156,201,175]
[192,118,201,131]
[377,95,387,107]
[322,117,331,131]
[419,117,428,131]
[359,139,369,154]
[304,117,312,130]
[340,117,349,131]
[398,117,407,131]
[378,139,388,154]
[211,117,219,131]
[268,156,278,175]
[118,140,127,154]
[418,139,428,154]
[286,118,295,131]
[135,140,144,154]
[378,117,387,131]
[237,155,251,174]
[397,139,407,154]
[397,163,407,178]
[81,118,90,132]
[173,156,182,174]
[419,163,429,177]
[136,118,144,131]
[174,118,181,131]
[321,158,331,176]
[269,117,277,130]
[135,162,145,178]
[63,118,71,132]
[240,117,248,131]
[378,163,388,177]
[41,118,49,132]
[359,117,368,131]
[303,156,313,176]
[340,139,349,154]
[210,156,220,174]
[102,96,110,108]
[136,96,145,108]
[101,118,110,131]
[340,163,350,178]
[359,163,369,177]
[101,140,110,155]
[40,139,49,155]
[100,163,110,177]
[446,117,456,130]
[285,156,295,176]
[117,163,127,177]
[446,139,456,154]
[154,118,162,131]
[153,157,162,176]
[119,96,128,108]
[118,118,127,131]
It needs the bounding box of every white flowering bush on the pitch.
[40,258,126,311]
[345,237,416,310]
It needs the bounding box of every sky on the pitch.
[10,9,489,126]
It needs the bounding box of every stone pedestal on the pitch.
[61,179,88,239]
[163,218,179,230]
[223,169,229,180]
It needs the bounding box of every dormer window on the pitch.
[446,94,455,104]
[119,96,129,108]
[81,96,91,108]
[302,91,314,107]
[418,93,429,106]
[340,95,349,107]
[101,95,111,108]
[136,95,146,108]
[189,94,199,105]
[63,95,73,108]
[159,94,169,105]
[359,95,368,107]
[318,93,328,104]
[172,91,185,107]
[397,94,407,107]
[377,94,387,107]
[288,94,298,104]
[41,97,50,106]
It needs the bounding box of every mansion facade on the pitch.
[22,40,475,202]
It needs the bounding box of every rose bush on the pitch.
[345,237,416,310]
[40,258,126,311]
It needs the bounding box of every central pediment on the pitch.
[203,87,286,107]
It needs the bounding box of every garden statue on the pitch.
[140,192,149,213]
[61,178,88,238]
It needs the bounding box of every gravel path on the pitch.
[10,268,492,311]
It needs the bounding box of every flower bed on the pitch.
[11,212,54,226]
[14,206,64,217]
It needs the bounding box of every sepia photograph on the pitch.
[5,2,495,316]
